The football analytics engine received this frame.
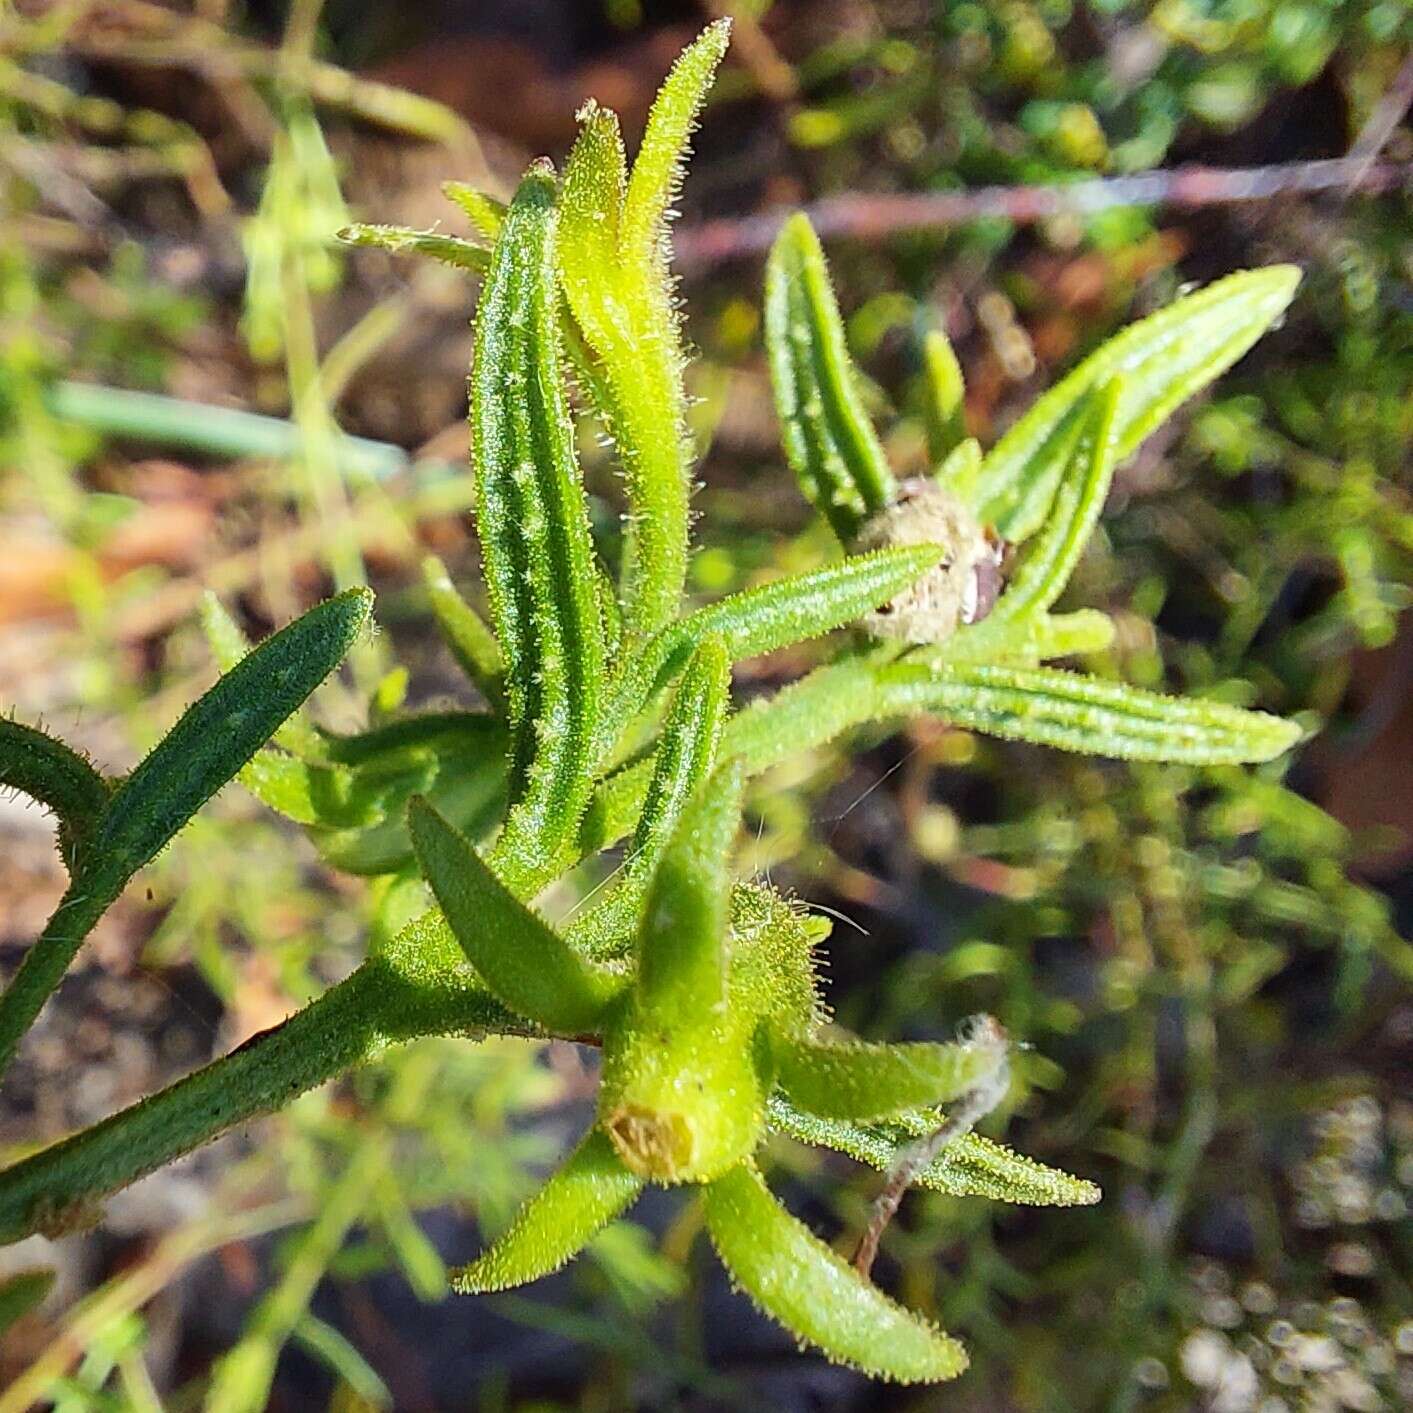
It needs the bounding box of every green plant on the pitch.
[0,22,1307,1386]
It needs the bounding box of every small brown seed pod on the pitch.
[853,479,1006,644]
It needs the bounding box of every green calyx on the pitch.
[0,19,1313,1390]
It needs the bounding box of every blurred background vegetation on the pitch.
[1,1,1411,1409]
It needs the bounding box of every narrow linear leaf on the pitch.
[875,661,1302,765]
[766,212,896,541]
[704,1160,968,1383]
[0,589,371,1082]
[935,437,982,503]
[628,637,730,869]
[601,546,940,752]
[472,165,605,870]
[408,796,622,1032]
[452,1128,643,1293]
[620,18,732,260]
[765,1096,1101,1207]
[943,609,1116,665]
[0,718,109,874]
[94,588,372,881]
[567,638,731,957]
[976,266,1301,541]
[292,1314,391,1409]
[336,223,489,275]
[770,1030,1006,1123]
[634,763,744,1026]
[420,555,506,712]
[988,377,1122,622]
[922,328,967,465]
[559,29,729,643]
[441,182,506,241]
[200,591,324,758]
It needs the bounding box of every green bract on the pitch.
[0,21,1308,1386]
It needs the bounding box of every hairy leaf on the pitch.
[558,24,730,642]
[767,212,895,541]
[987,378,1122,623]
[877,661,1302,764]
[472,165,606,876]
[770,1030,1007,1122]
[336,223,489,275]
[765,1096,1101,1207]
[421,555,506,712]
[440,182,506,241]
[408,796,622,1032]
[922,328,967,465]
[453,1128,642,1292]
[634,763,743,1025]
[976,266,1301,541]
[704,1160,968,1382]
[601,546,940,750]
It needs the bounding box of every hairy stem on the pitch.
[0,882,116,1083]
[0,950,518,1246]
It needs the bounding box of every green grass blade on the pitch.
[408,796,622,1032]
[976,266,1301,541]
[472,164,606,872]
[704,1160,969,1382]
[452,1128,643,1293]
[766,212,896,541]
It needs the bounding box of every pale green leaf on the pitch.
[704,1160,968,1382]
[976,266,1301,541]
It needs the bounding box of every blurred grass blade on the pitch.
[922,328,967,465]
[976,266,1301,541]
[0,1269,55,1339]
[453,1128,643,1292]
[770,1030,1007,1122]
[766,212,896,542]
[292,1315,391,1409]
[0,719,109,875]
[704,1160,969,1382]
[408,797,623,1032]
[766,1096,1101,1206]
[472,165,606,873]
[420,555,506,712]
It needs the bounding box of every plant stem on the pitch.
[0,951,517,1246]
[0,882,116,1085]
